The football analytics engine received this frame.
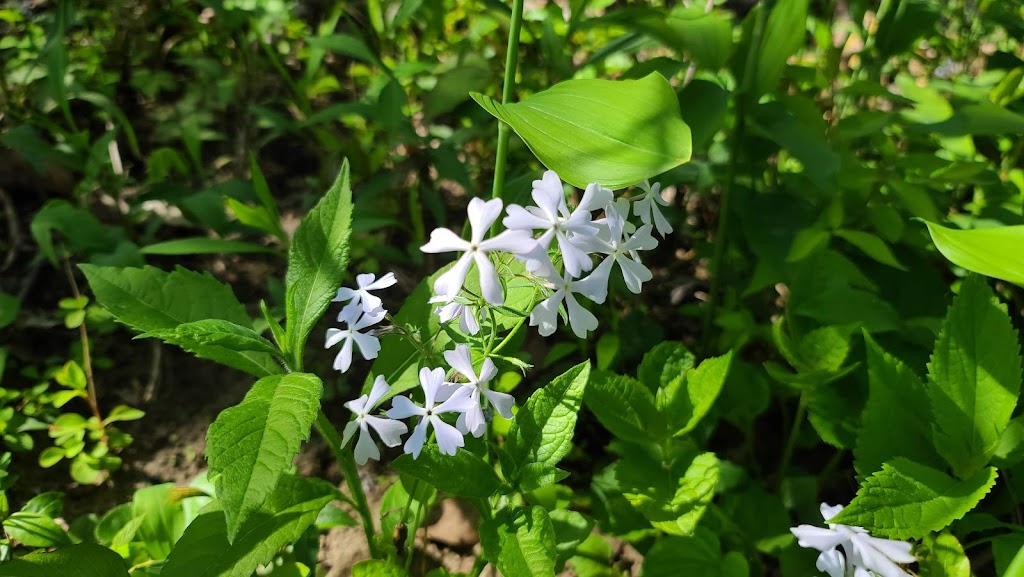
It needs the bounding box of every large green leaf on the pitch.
[80,265,279,376]
[830,458,997,539]
[640,529,722,577]
[207,373,323,540]
[391,446,501,499]
[924,222,1024,287]
[160,475,335,577]
[750,0,809,99]
[618,451,719,536]
[480,506,557,577]
[637,342,695,394]
[918,531,970,577]
[584,371,664,443]
[471,74,691,189]
[927,274,1022,478]
[2,511,71,547]
[505,362,590,490]
[661,352,732,437]
[855,333,945,476]
[0,543,129,577]
[285,161,353,366]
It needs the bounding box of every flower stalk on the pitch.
[490,0,525,201]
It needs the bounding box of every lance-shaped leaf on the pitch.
[80,264,279,377]
[472,73,691,189]
[661,351,733,437]
[927,274,1022,478]
[505,361,590,490]
[206,373,323,540]
[160,475,335,577]
[285,160,354,364]
[391,446,501,499]
[830,458,997,539]
[923,222,1024,287]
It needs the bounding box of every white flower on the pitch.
[386,367,474,459]
[791,503,915,577]
[577,208,658,300]
[430,295,480,335]
[341,376,408,465]
[502,171,610,278]
[530,262,603,339]
[325,307,386,373]
[421,197,536,306]
[444,344,514,437]
[632,181,672,237]
[334,272,397,319]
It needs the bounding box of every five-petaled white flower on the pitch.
[420,197,536,306]
[386,367,474,458]
[334,272,397,319]
[341,375,408,465]
[791,503,915,577]
[430,295,480,335]
[632,180,672,237]
[503,171,610,278]
[578,209,658,300]
[530,261,603,339]
[444,344,514,437]
[325,306,386,373]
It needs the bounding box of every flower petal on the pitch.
[574,257,612,304]
[478,357,498,384]
[432,416,467,455]
[820,503,845,522]
[325,328,347,349]
[333,338,354,372]
[433,251,474,302]
[421,227,469,253]
[344,394,369,417]
[790,525,848,552]
[341,420,359,447]
[351,331,382,361]
[481,388,515,419]
[530,291,564,337]
[365,272,397,290]
[849,535,912,577]
[815,549,846,577]
[556,232,594,278]
[364,376,390,409]
[578,183,613,213]
[616,254,653,294]
[503,204,551,231]
[475,252,504,306]
[460,306,480,335]
[444,344,478,382]
[386,395,424,420]
[333,287,357,302]
[462,401,487,438]
[479,229,538,255]
[532,171,566,220]
[352,307,387,330]
[404,418,429,459]
[467,197,504,243]
[859,534,915,564]
[435,383,475,414]
[353,425,380,465]
[565,292,599,338]
[365,415,407,448]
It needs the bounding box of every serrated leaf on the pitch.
[662,352,733,437]
[471,74,691,189]
[207,373,323,540]
[160,475,334,577]
[927,274,1022,478]
[923,222,1024,287]
[919,531,970,577]
[3,511,71,547]
[618,451,719,536]
[506,362,589,488]
[855,333,946,476]
[80,264,279,377]
[391,446,500,499]
[169,319,281,356]
[480,506,557,577]
[638,342,695,394]
[830,458,998,539]
[285,161,353,366]
[0,543,129,577]
[585,370,664,443]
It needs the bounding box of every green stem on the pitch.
[700,0,767,357]
[490,0,526,200]
[314,410,381,558]
[777,396,806,487]
[469,554,488,577]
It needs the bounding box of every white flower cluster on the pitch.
[791,503,916,577]
[325,170,672,463]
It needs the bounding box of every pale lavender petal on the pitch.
[344,394,369,417]
[355,273,376,288]
[859,535,915,564]
[404,418,429,459]
[325,328,347,349]
[616,255,653,294]
[352,307,386,330]
[530,291,564,337]
[467,197,504,243]
[574,257,613,304]
[432,416,467,455]
[556,232,593,278]
[333,338,354,372]
[460,306,480,335]
[339,300,362,322]
[463,399,486,437]
[386,395,424,420]
[790,525,847,552]
[444,344,477,382]
[421,227,470,253]
[479,229,538,255]
[361,292,384,313]
[478,357,498,384]
[651,202,672,236]
[365,375,390,409]
[350,331,382,361]
[341,419,359,447]
[623,224,658,251]
[435,301,462,323]
[532,171,566,220]
[435,385,475,414]
[815,549,846,577]
[365,415,407,447]
[365,272,397,290]
[419,367,446,397]
[820,503,845,522]
[433,251,474,302]
[333,287,357,302]
[565,292,599,338]
[578,183,613,213]
[503,204,550,231]
[481,388,514,419]
[475,252,503,306]
[353,424,380,465]
[849,535,912,577]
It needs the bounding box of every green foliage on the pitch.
[391,447,501,499]
[472,74,692,189]
[284,161,354,366]
[830,458,997,539]
[0,543,129,576]
[918,531,970,577]
[481,506,557,577]
[924,222,1024,287]
[206,373,323,540]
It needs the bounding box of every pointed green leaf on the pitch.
[549,509,595,572]
[640,529,721,577]
[168,319,281,357]
[207,373,323,539]
[140,238,277,256]
[923,222,1024,287]
[855,333,945,476]
[750,0,809,99]
[3,511,71,547]
[506,361,590,488]
[919,531,970,577]
[618,451,719,536]
[830,458,998,539]
[391,446,500,499]
[662,352,733,437]
[584,371,663,443]
[638,342,695,394]
[161,475,335,577]
[471,74,691,189]
[480,506,557,577]
[285,160,353,365]
[0,543,129,577]
[834,230,907,270]
[927,274,1022,478]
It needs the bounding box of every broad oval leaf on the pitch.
[207,373,324,540]
[285,160,354,366]
[471,73,691,189]
[584,370,664,443]
[2,512,71,547]
[391,446,501,499]
[0,543,129,577]
[830,458,998,539]
[924,222,1024,287]
[480,506,557,577]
